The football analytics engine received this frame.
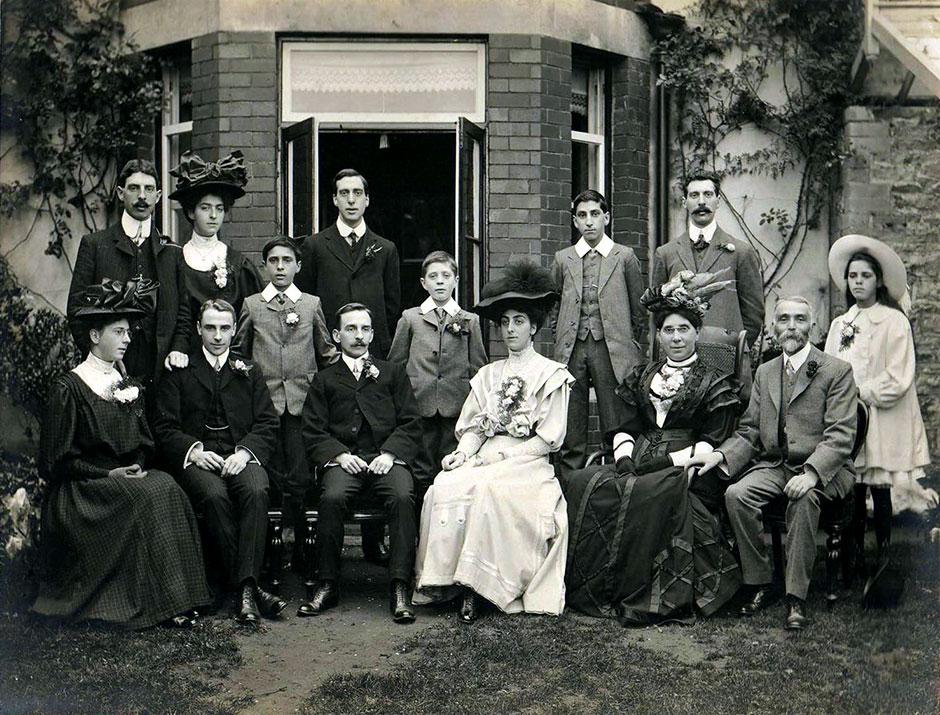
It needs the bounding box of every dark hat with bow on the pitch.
[72,277,159,319]
[168,150,248,203]
[472,261,559,323]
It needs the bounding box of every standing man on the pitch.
[295,168,400,359]
[686,297,857,631]
[154,299,286,625]
[651,172,764,347]
[68,159,191,386]
[552,190,646,474]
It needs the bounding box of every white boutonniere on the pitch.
[212,259,229,288]
[363,359,381,381]
[285,311,299,327]
[721,242,736,253]
[364,244,383,263]
[232,359,252,376]
[108,377,144,415]
[445,317,472,336]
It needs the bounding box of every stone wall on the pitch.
[835,105,940,455]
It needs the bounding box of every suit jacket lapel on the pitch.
[597,246,618,292]
[566,250,583,296]
[350,229,375,275]
[191,353,216,395]
[324,229,356,271]
[110,226,136,258]
[676,233,696,272]
[698,227,728,273]
[219,362,236,391]
[421,310,440,330]
[767,355,782,411]
[788,346,820,405]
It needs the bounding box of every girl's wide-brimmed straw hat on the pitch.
[71,278,158,319]
[168,150,248,203]
[472,261,559,322]
[828,234,908,303]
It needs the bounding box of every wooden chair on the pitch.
[760,401,870,604]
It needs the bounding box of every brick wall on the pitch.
[190,32,278,263]
[835,105,940,456]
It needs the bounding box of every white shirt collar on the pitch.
[665,353,698,369]
[420,296,461,317]
[121,211,152,243]
[336,219,366,239]
[261,283,302,303]
[341,352,369,374]
[688,221,717,243]
[783,341,812,372]
[202,347,230,370]
[574,234,614,258]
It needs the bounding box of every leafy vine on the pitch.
[0,0,163,264]
[655,0,861,292]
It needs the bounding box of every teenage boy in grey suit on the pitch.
[233,237,339,546]
[687,296,857,631]
[650,172,764,347]
[552,189,646,474]
[388,251,487,487]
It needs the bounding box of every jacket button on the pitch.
[432,351,437,356]
[352,426,358,432]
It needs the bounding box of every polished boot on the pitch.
[297,580,339,616]
[872,487,893,566]
[459,589,479,623]
[852,484,869,580]
[738,584,780,617]
[785,595,809,631]
[235,583,261,625]
[389,580,416,624]
[256,585,288,619]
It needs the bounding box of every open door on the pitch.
[281,117,318,238]
[456,117,485,307]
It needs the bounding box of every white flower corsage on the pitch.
[212,260,229,289]
[839,321,859,352]
[108,377,144,415]
[112,385,140,404]
[232,359,252,376]
[364,360,381,381]
[285,311,300,327]
[656,369,686,400]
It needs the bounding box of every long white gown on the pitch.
[414,345,574,615]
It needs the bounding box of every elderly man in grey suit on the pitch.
[552,189,646,474]
[651,172,764,347]
[687,296,857,631]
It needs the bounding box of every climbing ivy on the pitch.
[655,0,861,291]
[0,0,163,265]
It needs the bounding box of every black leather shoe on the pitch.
[389,580,416,624]
[297,581,339,617]
[739,584,780,617]
[459,590,479,623]
[256,586,288,619]
[785,595,809,631]
[234,584,261,625]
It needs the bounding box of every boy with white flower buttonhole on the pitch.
[233,236,338,555]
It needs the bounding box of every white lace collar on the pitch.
[72,353,122,398]
[183,232,227,271]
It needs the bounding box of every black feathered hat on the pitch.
[472,260,558,323]
[72,277,158,319]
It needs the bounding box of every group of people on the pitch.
[31,155,933,635]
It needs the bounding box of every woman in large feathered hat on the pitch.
[32,279,211,629]
[413,261,574,621]
[824,234,933,574]
[170,150,262,334]
[560,269,744,624]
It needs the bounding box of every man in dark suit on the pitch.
[68,159,191,386]
[298,303,422,623]
[154,298,286,625]
[294,168,400,358]
[650,172,764,347]
[687,296,857,631]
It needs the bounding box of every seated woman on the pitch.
[32,279,211,629]
[561,270,742,625]
[169,150,262,335]
[414,262,574,621]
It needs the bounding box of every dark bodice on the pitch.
[181,245,262,321]
[612,358,740,467]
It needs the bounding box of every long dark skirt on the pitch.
[561,464,740,625]
[33,470,211,629]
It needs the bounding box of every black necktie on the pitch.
[276,293,285,305]
[692,233,708,251]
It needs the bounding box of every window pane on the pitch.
[178,62,192,124]
[572,66,589,133]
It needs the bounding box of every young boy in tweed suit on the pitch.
[388,251,487,489]
[233,237,338,543]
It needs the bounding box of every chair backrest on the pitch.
[851,400,870,460]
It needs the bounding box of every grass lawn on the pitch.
[0,615,245,714]
[303,538,939,715]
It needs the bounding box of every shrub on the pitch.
[0,451,43,612]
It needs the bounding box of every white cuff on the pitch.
[235,445,260,465]
[183,441,203,469]
[612,432,635,461]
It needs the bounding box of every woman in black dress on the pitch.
[561,270,742,624]
[32,279,211,629]
[169,150,262,332]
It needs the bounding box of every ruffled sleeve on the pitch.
[698,369,741,445]
[531,366,575,451]
[454,364,493,440]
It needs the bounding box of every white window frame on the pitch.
[571,67,606,192]
[160,65,193,239]
[281,41,487,125]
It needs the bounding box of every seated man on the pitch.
[687,296,856,631]
[154,298,286,625]
[298,302,422,623]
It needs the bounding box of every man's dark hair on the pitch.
[335,302,373,326]
[332,169,369,196]
[262,236,302,262]
[571,189,609,215]
[198,298,237,325]
[421,250,457,277]
[682,172,721,197]
[118,159,160,190]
